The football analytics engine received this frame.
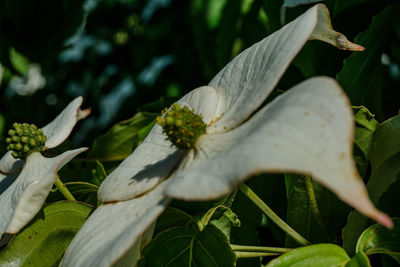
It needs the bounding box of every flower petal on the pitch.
[309,5,365,51]
[0,151,23,175]
[98,86,220,202]
[42,97,91,149]
[207,4,362,134]
[0,148,87,237]
[62,181,169,267]
[166,77,391,226]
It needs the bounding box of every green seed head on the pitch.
[6,123,47,159]
[157,103,207,150]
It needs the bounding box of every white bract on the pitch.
[63,4,392,267]
[0,97,90,239]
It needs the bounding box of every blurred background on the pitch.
[0,1,399,265]
[0,0,398,152]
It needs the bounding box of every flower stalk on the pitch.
[239,183,310,246]
[234,251,279,258]
[231,244,291,254]
[55,179,76,201]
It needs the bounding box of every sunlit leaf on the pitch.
[9,47,29,75]
[346,251,371,267]
[89,112,157,161]
[265,244,350,266]
[0,202,92,267]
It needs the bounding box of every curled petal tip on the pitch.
[352,44,365,52]
[337,36,365,51]
[369,208,393,228]
[361,202,392,228]
[378,213,393,229]
[78,108,91,120]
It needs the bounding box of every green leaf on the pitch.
[9,47,29,75]
[343,113,400,255]
[139,225,236,267]
[337,6,397,117]
[346,251,371,267]
[0,201,92,267]
[205,0,229,29]
[63,182,98,200]
[158,194,240,242]
[265,244,350,266]
[200,205,240,241]
[155,207,197,234]
[230,187,263,267]
[285,175,350,247]
[352,106,379,177]
[91,160,107,187]
[367,114,400,203]
[356,218,400,263]
[285,174,311,247]
[89,112,157,161]
[353,106,379,157]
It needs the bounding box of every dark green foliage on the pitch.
[0,0,399,266]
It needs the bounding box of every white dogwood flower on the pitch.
[0,97,90,239]
[63,4,391,267]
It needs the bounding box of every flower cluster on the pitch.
[0,97,89,239]
[6,123,47,159]
[157,103,207,149]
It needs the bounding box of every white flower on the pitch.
[9,64,46,96]
[0,97,90,239]
[63,4,391,267]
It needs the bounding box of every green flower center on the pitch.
[6,123,47,159]
[157,103,207,149]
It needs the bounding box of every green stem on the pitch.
[239,183,310,246]
[231,244,291,254]
[304,176,331,242]
[64,182,99,189]
[55,179,76,201]
[235,252,278,258]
